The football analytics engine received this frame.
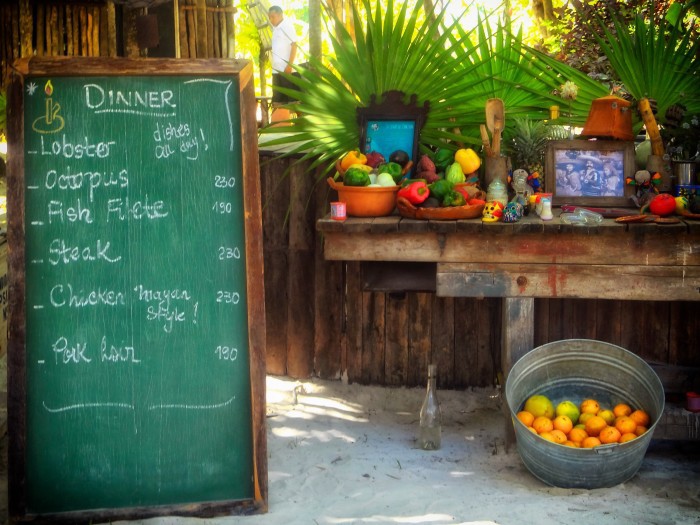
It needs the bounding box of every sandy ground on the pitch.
[2,375,700,525]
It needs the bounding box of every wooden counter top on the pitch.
[318,212,700,301]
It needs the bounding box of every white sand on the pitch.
[106,375,700,525]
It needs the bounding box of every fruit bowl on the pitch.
[327,177,399,217]
[396,192,486,220]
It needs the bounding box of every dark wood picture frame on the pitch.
[357,90,429,170]
[7,57,267,523]
[545,139,636,207]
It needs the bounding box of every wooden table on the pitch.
[317,212,700,391]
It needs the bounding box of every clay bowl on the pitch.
[327,177,399,217]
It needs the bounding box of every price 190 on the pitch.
[215,345,238,361]
[212,201,233,214]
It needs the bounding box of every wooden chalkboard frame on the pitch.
[7,57,267,523]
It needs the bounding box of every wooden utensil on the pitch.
[492,115,503,156]
[485,98,505,157]
[480,124,493,157]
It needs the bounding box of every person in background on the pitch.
[268,5,298,124]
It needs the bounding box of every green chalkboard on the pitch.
[8,58,267,522]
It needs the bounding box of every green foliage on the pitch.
[588,5,700,126]
[507,117,568,173]
[260,0,481,177]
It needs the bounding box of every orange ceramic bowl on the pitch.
[327,177,399,217]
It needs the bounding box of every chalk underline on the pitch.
[42,396,235,413]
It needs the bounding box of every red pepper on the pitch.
[398,181,430,205]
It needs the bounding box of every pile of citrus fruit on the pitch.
[517,394,650,448]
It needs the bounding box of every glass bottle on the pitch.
[486,179,508,208]
[419,364,442,450]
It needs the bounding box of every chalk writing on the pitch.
[43,401,135,413]
[50,284,126,308]
[215,346,238,361]
[148,396,236,411]
[45,167,128,202]
[52,336,91,364]
[84,83,177,117]
[48,238,121,265]
[106,195,168,221]
[218,246,241,260]
[101,336,140,363]
[38,135,116,159]
[134,285,197,332]
[48,198,94,224]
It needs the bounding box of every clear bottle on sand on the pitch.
[419,364,442,450]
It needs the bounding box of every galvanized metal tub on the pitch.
[505,339,665,489]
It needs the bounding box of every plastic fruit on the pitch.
[649,193,677,216]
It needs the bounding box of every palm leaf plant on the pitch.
[509,43,610,129]
[445,13,609,144]
[587,6,700,131]
[259,0,491,178]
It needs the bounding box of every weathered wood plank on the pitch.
[195,0,207,58]
[501,298,534,377]
[20,0,32,58]
[595,299,622,346]
[286,162,315,378]
[314,176,343,380]
[384,293,409,386]
[260,156,290,376]
[407,292,432,387]
[437,263,700,301]
[345,262,364,383]
[431,296,454,388]
[362,291,386,384]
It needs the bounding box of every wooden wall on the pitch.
[260,152,700,389]
[178,0,236,59]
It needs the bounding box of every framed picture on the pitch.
[545,139,636,207]
[357,90,429,171]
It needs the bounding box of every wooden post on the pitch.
[187,1,197,58]
[19,0,32,58]
[225,0,236,58]
[177,1,189,58]
[72,6,80,56]
[501,297,534,449]
[36,4,44,56]
[195,0,207,58]
[106,2,117,57]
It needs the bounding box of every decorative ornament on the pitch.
[482,201,504,222]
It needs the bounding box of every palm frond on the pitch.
[588,8,700,122]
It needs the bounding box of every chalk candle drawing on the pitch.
[32,80,65,134]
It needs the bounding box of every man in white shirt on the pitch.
[268,5,298,123]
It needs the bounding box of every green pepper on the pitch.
[398,180,430,205]
[428,179,454,201]
[378,162,404,183]
[442,190,466,207]
[445,162,466,184]
[432,148,454,173]
[344,167,371,187]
